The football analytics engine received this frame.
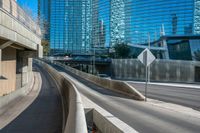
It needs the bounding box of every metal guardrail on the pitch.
[0,0,41,36]
[44,56,112,63]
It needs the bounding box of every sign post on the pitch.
[137,48,155,101]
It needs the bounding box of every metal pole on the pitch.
[145,65,148,102]
[93,46,95,74]
[148,33,151,83]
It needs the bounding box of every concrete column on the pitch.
[0,47,17,95]
[0,49,2,77]
[18,51,34,86]
[162,40,170,59]
[37,44,43,58]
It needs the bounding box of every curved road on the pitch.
[127,82,200,111]
[1,64,63,133]
[50,63,200,133]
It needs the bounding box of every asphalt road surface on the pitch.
[1,64,63,133]
[50,63,200,133]
[127,82,200,111]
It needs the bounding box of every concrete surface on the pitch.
[0,6,41,50]
[0,64,63,133]
[53,61,145,101]
[82,94,139,133]
[127,81,200,111]
[0,47,16,95]
[112,59,200,83]
[35,60,88,133]
[0,70,40,129]
[0,71,34,110]
[50,63,200,133]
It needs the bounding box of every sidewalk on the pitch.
[0,71,42,129]
[126,81,200,89]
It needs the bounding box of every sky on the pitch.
[17,0,38,19]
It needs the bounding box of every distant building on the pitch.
[110,0,125,46]
[38,0,200,60]
[38,0,50,41]
[38,0,91,55]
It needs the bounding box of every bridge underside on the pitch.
[0,3,43,95]
[0,37,38,96]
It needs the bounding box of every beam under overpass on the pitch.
[0,41,13,77]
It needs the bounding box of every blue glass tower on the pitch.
[38,0,200,56]
[38,0,50,40]
[125,0,196,44]
[38,0,92,55]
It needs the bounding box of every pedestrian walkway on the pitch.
[0,64,63,133]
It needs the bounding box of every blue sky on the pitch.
[17,0,38,18]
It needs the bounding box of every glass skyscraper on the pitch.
[38,0,92,55]
[38,0,200,55]
[125,0,197,44]
[92,0,110,47]
[110,0,125,45]
[38,0,50,40]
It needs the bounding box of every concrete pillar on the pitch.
[18,51,34,86]
[0,47,16,95]
[0,49,2,77]
[37,44,43,58]
[162,40,170,59]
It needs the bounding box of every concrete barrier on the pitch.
[0,72,34,110]
[52,61,145,101]
[35,59,87,133]
[83,95,139,133]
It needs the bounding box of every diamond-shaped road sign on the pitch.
[137,48,156,66]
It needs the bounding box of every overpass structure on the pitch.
[0,0,42,96]
[0,1,200,133]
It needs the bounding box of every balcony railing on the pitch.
[0,0,41,36]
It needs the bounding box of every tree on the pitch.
[194,49,200,61]
[113,42,131,58]
[41,40,50,56]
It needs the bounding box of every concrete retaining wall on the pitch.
[35,59,87,133]
[83,95,138,133]
[112,59,200,83]
[0,72,34,110]
[0,47,16,96]
[0,8,41,50]
[52,61,145,101]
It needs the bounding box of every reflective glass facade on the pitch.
[110,0,125,45]
[92,0,110,47]
[38,0,50,40]
[38,0,92,55]
[128,0,195,44]
[50,0,91,54]
[90,0,199,46]
[38,0,200,55]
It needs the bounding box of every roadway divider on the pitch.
[35,59,88,133]
[83,95,139,133]
[51,60,145,101]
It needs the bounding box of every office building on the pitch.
[38,0,91,55]
[38,0,200,60]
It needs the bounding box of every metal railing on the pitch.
[0,0,41,36]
